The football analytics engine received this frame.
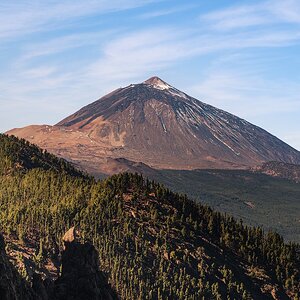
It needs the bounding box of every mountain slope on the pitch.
[7,77,300,174]
[0,134,299,299]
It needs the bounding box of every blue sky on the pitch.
[1,0,300,149]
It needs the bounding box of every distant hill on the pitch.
[0,134,299,299]
[7,76,300,175]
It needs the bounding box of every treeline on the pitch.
[0,134,299,299]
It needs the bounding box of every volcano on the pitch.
[7,76,300,175]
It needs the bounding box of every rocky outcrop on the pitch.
[62,226,79,247]
[51,229,118,300]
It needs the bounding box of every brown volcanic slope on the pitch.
[7,76,300,175]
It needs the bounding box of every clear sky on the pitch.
[1,0,300,150]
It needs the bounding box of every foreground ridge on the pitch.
[0,134,299,299]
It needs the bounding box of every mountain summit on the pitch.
[144,76,170,86]
[7,76,300,175]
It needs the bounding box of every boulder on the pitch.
[53,228,118,300]
[62,226,78,245]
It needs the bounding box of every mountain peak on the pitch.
[7,77,300,173]
[143,76,172,90]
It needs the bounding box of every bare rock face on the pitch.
[62,227,77,243]
[52,229,117,300]
[7,76,300,175]
[62,226,80,247]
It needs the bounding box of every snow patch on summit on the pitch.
[153,82,171,91]
[144,76,172,90]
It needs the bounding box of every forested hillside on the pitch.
[0,134,83,176]
[148,168,300,242]
[253,161,300,183]
[0,134,299,299]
